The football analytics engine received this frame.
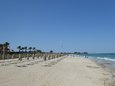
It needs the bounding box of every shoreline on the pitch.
[90,58,115,86]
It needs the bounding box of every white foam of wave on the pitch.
[97,57,115,61]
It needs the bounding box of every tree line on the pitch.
[0,42,64,61]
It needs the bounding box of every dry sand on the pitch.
[0,56,113,86]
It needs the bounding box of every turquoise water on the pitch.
[82,53,115,61]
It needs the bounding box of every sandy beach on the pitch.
[0,56,114,86]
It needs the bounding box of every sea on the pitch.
[83,53,115,61]
[80,53,115,69]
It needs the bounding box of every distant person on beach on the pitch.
[85,56,88,58]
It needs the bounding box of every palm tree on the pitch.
[17,46,22,61]
[17,46,21,52]
[33,47,36,51]
[24,46,27,52]
[21,47,25,59]
[11,50,14,52]
[24,46,27,55]
[36,50,42,53]
[50,50,53,54]
[28,47,32,53]
[32,47,36,59]
[21,47,24,52]
[29,47,32,55]
[2,42,10,59]
[24,46,28,59]
[28,47,32,59]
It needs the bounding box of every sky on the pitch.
[0,0,115,53]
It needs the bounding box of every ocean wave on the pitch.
[97,57,115,61]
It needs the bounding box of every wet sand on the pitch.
[91,58,115,86]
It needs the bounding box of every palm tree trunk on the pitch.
[32,54,35,59]
[19,54,22,61]
[2,46,5,59]
[43,54,47,61]
[12,54,14,59]
[27,53,29,60]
